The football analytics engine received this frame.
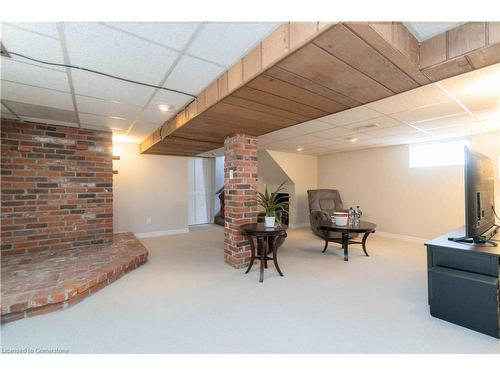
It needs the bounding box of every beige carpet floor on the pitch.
[1,226,499,353]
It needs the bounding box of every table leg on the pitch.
[322,230,329,253]
[272,236,284,277]
[343,232,349,261]
[361,231,373,257]
[259,237,267,283]
[245,234,256,274]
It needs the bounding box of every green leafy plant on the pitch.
[256,181,288,223]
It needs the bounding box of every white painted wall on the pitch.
[317,132,500,240]
[258,150,318,227]
[113,142,189,237]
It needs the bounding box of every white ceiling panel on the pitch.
[79,113,131,131]
[361,124,420,138]
[410,113,476,130]
[390,101,466,124]
[404,22,465,42]
[308,126,356,140]
[187,23,280,67]
[4,22,60,39]
[1,103,13,114]
[164,55,225,95]
[1,23,65,71]
[1,59,70,92]
[71,69,155,107]
[343,115,404,131]
[427,122,488,138]
[63,22,179,86]
[320,106,382,126]
[458,92,500,113]
[283,119,335,135]
[148,89,193,112]
[481,119,500,133]
[135,108,175,125]
[365,84,451,115]
[76,95,142,119]
[130,120,162,137]
[439,63,500,98]
[104,22,200,51]
[1,81,74,110]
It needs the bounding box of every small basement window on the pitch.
[409,139,470,168]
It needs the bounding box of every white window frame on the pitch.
[409,139,470,168]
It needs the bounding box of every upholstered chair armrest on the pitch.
[309,210,330,238]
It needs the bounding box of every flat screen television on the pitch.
[463,146,496,241]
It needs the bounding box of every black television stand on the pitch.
[426,227,500,338]
[448,226,498,247]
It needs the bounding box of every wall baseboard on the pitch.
[374,230,428,244]
[289,223,310,229]
[134,228,189,239]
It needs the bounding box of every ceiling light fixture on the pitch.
[297,147,304,152]
[347,137,358,143]
[354,123,379,131]
[158,104,174,112]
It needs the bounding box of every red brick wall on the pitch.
[1,120,113,254]
[223,134,258,268]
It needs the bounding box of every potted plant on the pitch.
[257,182,288,228]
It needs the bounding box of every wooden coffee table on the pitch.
[318,220,376,261]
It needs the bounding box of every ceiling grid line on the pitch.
[57,23,81,127]
[125,23,206,135]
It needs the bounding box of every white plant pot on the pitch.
[264,216,275,227]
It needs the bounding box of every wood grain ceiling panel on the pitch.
[313,24,420,93]
[232,86,327,118]
[265,66,361,107]
[277,44,394,103]
[140,22,500,156]
[247,75,348,113]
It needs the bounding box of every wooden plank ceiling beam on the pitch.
[140,21,500,156]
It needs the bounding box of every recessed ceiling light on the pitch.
[347,137,358,143]
[158,104,174,112]
[297,147,304,152]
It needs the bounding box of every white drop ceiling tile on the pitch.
[71,69,155,107]
[319,106,382,126]
[19,116,78,128]
[410,113,476,130]
[427,122,489,138]
[374,132,435,146]
[390,101,466,124]
[132,119,166,135]
[164,55,225,95]
[459,92,500,113]
[79,113,131,131]
[362,125,420,138]
[365,84,451,115]
[75,95,142,119]
[1,59,70,92]
[187,23,279,66]
[258,130,297,142]
[439,63,500,97]
[1,81,74,110]
[284,119,335,135]
[136,108,175,125]
[481,120,500,133]
[1,103,13,114]
[5,22,60,39]
[1,24,65,71]
[344,115,404,131]
[309,126,356,140]
[148,89,193,112]
[63,22,179,85]
[474,108,500,122]
[104,22,200,51]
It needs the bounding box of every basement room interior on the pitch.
[1,3,500,368]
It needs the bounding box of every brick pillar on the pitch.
[223,134,258,268]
